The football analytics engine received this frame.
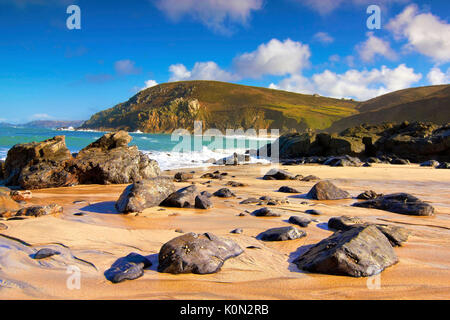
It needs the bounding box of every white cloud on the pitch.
[298,0,409,15]
[140,80,159,91]
[357,32,397,62]
[169,61,236,82]
[30,113,53,120]
[427,67,450,85]
[114,59,141,76]
[387,4,450,63]
[313,32,334,44]
[233,39,311,78]
[270,64,422,101]
[155,0,263,33]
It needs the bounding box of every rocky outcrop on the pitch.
[353,193,435,216]
[294,225,398,277]
[306,181,351,200]
[274,122,450,163]
[115,178,176,213]
[3,131,161,190]
[157,232,243,274]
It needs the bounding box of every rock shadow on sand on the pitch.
[288,244,315,274]
[80,202,118,214]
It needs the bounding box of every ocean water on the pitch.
[0,126,274,170]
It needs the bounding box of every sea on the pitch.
[0,126,275,171]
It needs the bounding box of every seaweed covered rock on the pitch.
[115,177,176,213]
[294,225,398,277]
[158,232,243,274]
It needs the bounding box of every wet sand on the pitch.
[0,163,449,300]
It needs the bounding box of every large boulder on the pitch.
[160,185,200,208]
[306,181,351,200]
[115,177,176,213]
[353,193,435,216]
[75,131,160,185]
[157,232,243,274]
[4,136,77,189]
[294,225,398,277]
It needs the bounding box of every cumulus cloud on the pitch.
[270,64,422,101]
[387,4,450,63]
[155,0,262,33]
[169,61,236,82]
[313,32,334,44]
[427,67,450,85]
[297,0,409,15]
[140,80,159,91]
[357,32,397,62]
[233,39,311,78]
[114,59,141,76]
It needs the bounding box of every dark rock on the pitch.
[288,216,312,227]
[362,162,372,167]
[161,185,200,208]
[420,160,440,167]
[15,204,63,217]
[174,172,194,182]
[115,177,176,213]
[158,232,243,274]
[263,169,295,180]
[104,253,152,283]
[294,225,398,277]
[213,188,235,198]
[357,190,382,200]
[278,186,300,193]
[75,132,160,185]
[230,228,243,234]
[306,181,351,200]
[259,226,306,241]
[437,162,450,169]
[226,181,247,187]
[301,175,321,182]
[323,155,362,167]
[328,216,410,247]
[240,198,260,204]
[252,207,280,217]
[237,213,247,217]
[353,193,435,216]
[200,191,212,198]
[34,248,61,259]
[195,195,212,209]
[390,158,410,165]
[305,209,323,216]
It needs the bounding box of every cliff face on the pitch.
[80,81,358,134]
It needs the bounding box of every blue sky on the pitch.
[0,0,449,123]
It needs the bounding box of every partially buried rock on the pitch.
[34,248,61,260]
[226,181,247,187]
[306,181,351,200]
[230,228,243,234]
[160,185,199,208]
[239,197,260,204]
[158,232,243,274]
[263,169,295,180]
[174,172,193,182]
[353,193,434,216]
[115,177,176,213]
[213,188,235,198]
[278,186,300,193]
[305,209,322,216]
[105,253,152,283]
[357,190,382,200]
[259,226,306,241]
[420,160,439,167]
[288,216,312,227]
[15,204,63,217]
[195,194,213,209]
[252,207,280,217]
[328,216,410,247]
[294,225,398,277]
[301,175,321,182]
[0,189,21,218]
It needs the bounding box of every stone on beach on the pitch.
[278,186,300,193]
[174,172,194,182]
[294,225,398,277]
[160,185,200,208]
[33,248,61,260]
[263,169,295,180]
[195,194,213,209]
[259,226,306,241]
[252,207,281,217]
[306,181,351,200]
[105,253,152,283]
[288,216,312,227]
[0,189,21,218]
[15,204,63,218]
[115,177,176,213]
[158,232,243,274]
[357,190,382,200]
[213,188,235,198]
[353,193,435,216]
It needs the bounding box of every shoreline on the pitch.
[1,163,449,299]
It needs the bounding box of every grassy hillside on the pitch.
[80,81,358,134]
[328,85,450,132]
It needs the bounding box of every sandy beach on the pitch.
[0,163,449,300]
